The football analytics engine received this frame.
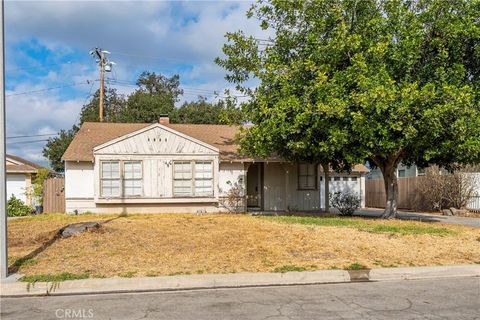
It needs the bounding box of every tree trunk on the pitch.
[379,164,399,219]
[321,163,330,213]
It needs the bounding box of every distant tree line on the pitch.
[43,72,244,172]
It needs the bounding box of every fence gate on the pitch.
[43,177,65,213]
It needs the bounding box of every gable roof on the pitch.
[6,154,43,173]
[62,122,243,162]
[61,122,368,172]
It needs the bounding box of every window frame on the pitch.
[297,163,318,190]
[173,160,214,197]
[99,160,143,198]
[123,161,143,197]
[100,161,121,198]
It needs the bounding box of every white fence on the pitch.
[466,173,480,212]
[466,195,480,212]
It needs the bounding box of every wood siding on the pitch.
[95,126,217,155]
[93,125,220,203]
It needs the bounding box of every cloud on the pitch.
[4,0,268,164]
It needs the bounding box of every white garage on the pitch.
[6,154,43,205]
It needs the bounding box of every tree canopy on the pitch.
[216,0,480,218]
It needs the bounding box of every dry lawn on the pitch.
[7,213,480,278]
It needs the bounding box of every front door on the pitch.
[247,163,262,208]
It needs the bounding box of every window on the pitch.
[334,176,341,181]
[101,161,120,197]
[173,161,213,197]
[417,167,426,176]
[298,163,317,190]
[398,169,406,178]
[194,161,213,196]
[124,161,142,196]
[343,177,349,181]
[351,177,358,182]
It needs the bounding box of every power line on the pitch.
[5,80,94,97]
[106,78,246,98]
[7,133,58,139]
[6,139,49,145]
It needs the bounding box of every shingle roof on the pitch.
[61,122,368,172]
[6,154,43,173]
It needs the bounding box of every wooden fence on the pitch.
[365,177,425,209]
[43,177,65,213]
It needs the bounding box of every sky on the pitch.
[4,0,266,166]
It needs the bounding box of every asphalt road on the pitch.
[1,277,479,320]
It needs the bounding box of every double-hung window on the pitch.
[124,161,142,196]
[100,160,143,197]
[298,163,317,190]
[173,161,213,197]
[101,161,121,197]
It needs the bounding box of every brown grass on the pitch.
[8,213,480,278]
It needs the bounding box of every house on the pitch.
[6,154,43,205]
[62,117,369,214]
[367,163,425,180]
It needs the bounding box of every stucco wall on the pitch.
[218,162,246,196]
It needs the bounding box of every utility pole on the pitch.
[1,0,8,279]
[90,48,114,122]
[99,51,104,122]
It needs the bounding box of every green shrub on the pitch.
[7,195,33,217]
[330,191,361,216]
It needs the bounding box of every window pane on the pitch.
[124,161,142,179]
[334,177,341,181]
[195,179,213,195]
[307,176,316,188]
[351,177,358,182]
[299,164,307,175]
[307,164,315,175]
[195,161,212,179]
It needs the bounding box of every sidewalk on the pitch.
[1,265,479,297]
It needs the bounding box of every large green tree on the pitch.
[120,72,183,123]
[217,0,480,218]
[173,97,244,125]
[42,126,79,172]
[79,88,126,123]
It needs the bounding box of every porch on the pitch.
[244,162,366,212]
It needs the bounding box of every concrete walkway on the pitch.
[355,208,480,227]
[1,265,478,298]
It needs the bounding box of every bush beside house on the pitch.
[7,195,34,217]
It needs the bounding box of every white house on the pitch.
[62,117,369,214]
[6,154,43,205]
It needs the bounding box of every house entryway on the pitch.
[247,163,263,210]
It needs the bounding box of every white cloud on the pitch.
[4,0,269,164]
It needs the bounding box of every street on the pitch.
[1,277,479,320]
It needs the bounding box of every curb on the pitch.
[1,265,479,298]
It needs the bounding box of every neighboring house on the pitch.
[6,154,43,205]
[62,117,369,214]
[367,163,425,180]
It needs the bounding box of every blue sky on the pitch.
[5,0,264,165]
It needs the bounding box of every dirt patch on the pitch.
[8,214,480,278]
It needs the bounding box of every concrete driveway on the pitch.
[355,208,480,228]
